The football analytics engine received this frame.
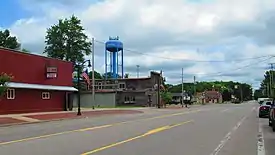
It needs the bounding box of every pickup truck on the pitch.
[268,101,275,131]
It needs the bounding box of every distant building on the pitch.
[196,90,223,104]
[170,92,191,104]
[77,71,163,107]
[0,47,77,114]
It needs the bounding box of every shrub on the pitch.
[0,73,13,97]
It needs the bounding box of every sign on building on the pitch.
[46,66,57,79]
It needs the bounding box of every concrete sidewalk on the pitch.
[0,109,144,127]
[0,104,203,127]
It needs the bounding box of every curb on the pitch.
[0,116,86,128]
[0,111,143,128]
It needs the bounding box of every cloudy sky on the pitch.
[1,0,275,88]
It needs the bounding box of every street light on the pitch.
[76,60,91,116]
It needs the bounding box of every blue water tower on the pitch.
[105,36,124,79]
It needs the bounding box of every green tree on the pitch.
[102,72,122,79]
[161,91,172,104]
[254,89,265,100]
[0,29,20,49]
[22,48,31,53]
[44,15,92,66]
[0,73,13,97]
[124,73,129,78]
[257,70,275,97]
[168,81,253,101]
[88,71,102,79]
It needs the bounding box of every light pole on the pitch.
[181,68,184,107]
[76,60,91,116]
[157,74,161,108]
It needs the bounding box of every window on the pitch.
[98,82,102,89]
[124,96,130,101]
[264,101,272,106]
[124,96,135,103]
[6,89,15,99]
[42,92,50,100]
[119,83,126,89]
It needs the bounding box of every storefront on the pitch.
[0,47,77,114]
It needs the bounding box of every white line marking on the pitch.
[221,109,229,113]
[210,116,246,155]
[257,119,266,155]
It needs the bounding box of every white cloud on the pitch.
[4,0,275,88]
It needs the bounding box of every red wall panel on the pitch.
[0,48,73,86]
[0,89,65,114]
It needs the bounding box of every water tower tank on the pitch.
[105,39,123,52]
[104,36,124,79]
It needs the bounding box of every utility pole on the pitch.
[269,63,275,98]
[240,85,243,102]
[136,65,140,78]
[181,68,184,106]
[92,38,95,109]
[193,76,196,101]
[157,72,161,108]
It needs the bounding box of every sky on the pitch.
[1,0,275,89]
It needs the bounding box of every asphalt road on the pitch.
[0,101,274,155]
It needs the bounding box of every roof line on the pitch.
[0,46,72,64]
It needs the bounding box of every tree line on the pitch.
[167,81,253,101]
[254,70,275,99]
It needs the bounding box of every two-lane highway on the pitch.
[0,102,273,155]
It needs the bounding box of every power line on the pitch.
[163,56,273,78]
[203,56,273,76]
[94,39,272,62]
[95,38,274,84]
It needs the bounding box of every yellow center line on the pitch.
[81,120,194,155]
[0,109,202,146]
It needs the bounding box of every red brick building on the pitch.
[196,90,223,104]
[0,47,77,114]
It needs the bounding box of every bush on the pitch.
[0,73,13,97]
[161,91,172,104]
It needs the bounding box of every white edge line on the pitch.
[210,116,246,155]
[258,118,266,155]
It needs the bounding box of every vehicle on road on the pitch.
[259,100,272,118]
[258,98,270,104]
[232,98,241,104]
[268,101,275,131]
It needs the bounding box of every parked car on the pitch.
[268,101,275,131]
[232,98,241,104]
[259,101,272,118]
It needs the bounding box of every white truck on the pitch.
[258,98,271,104]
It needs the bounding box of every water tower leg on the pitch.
[110,52,112,74]
[116,49,119,78]
[105,49,107,80]
[112,52,117,79]
[121,49,124,79]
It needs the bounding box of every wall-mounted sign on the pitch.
[47,67,57,72]
[46,66,57,79]
[46,73,57,78]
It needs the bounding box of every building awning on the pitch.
[7,82,78,91]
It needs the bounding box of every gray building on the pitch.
[75,71,163,107]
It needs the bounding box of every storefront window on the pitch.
[6,89,15,99]
[42,92,50,100]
